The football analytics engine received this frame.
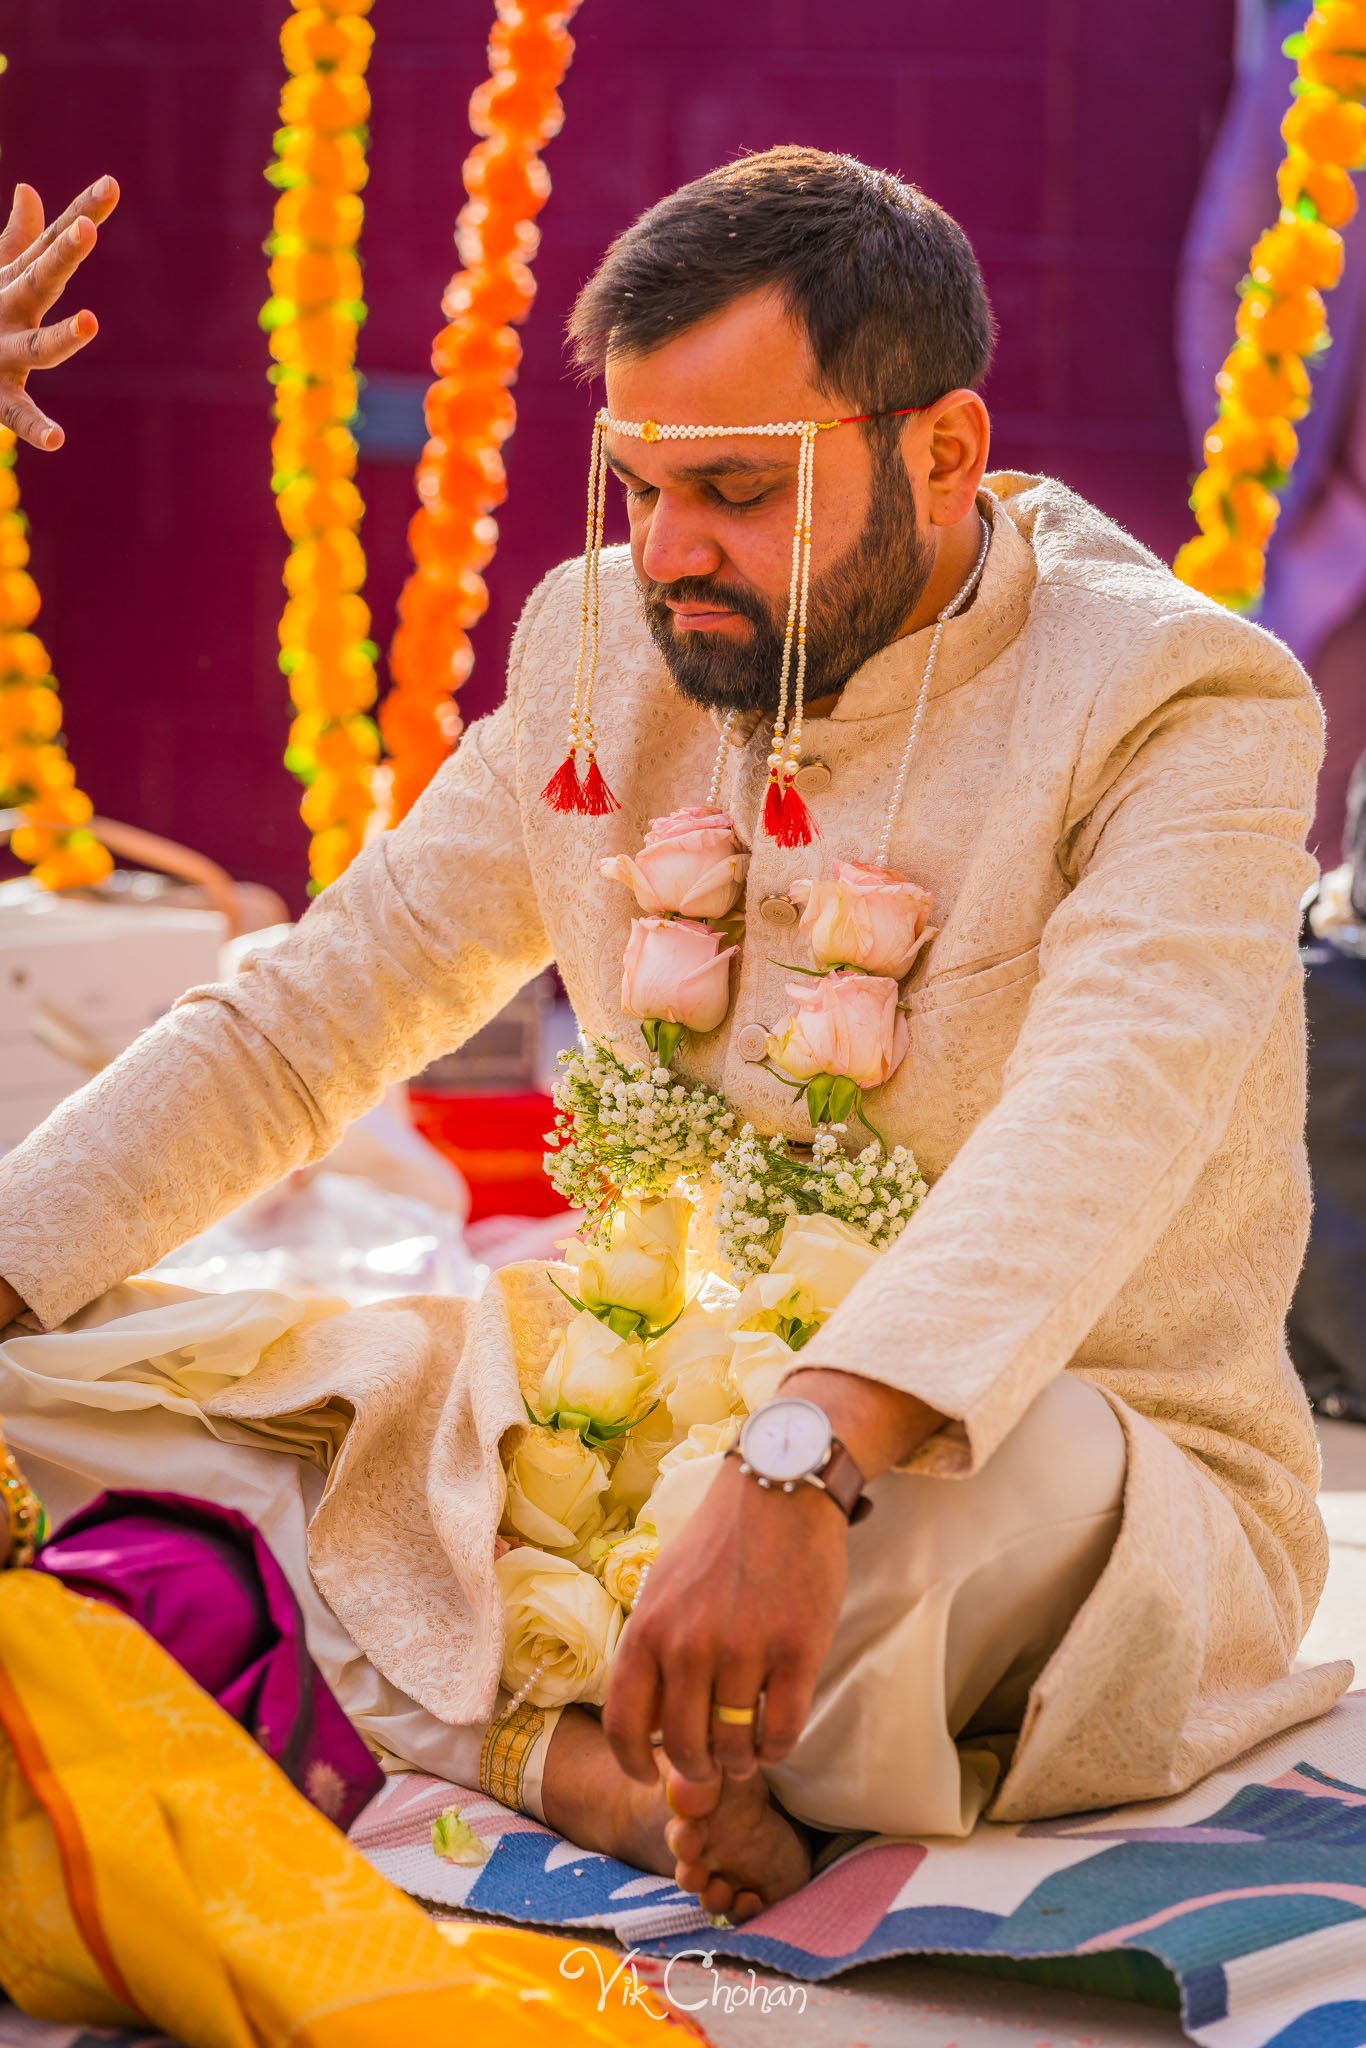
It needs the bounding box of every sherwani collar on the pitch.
[825,484,1035,722]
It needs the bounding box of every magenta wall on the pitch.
[2,0,1236,909]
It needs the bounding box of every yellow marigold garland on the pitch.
[0,430,112,891]
[263,0,378,893]
[380,0,582,826]
[1176,0,1366,609]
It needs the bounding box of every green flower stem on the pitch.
[524,1394,661,1449]
[641,1018,686,1068]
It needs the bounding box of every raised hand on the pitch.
[0,176,120,450]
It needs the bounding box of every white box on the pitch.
[0,892,224,1149]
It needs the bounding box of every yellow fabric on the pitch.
[0,1572,669,2046]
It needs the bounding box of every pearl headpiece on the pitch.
[540,405,926,845]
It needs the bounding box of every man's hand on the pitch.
[602,1455,848,1785]
[603,1368,946,1785]
[0,176,119,450]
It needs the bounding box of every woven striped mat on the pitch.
[6,1694,1366,2046]
[349,1692,1366,2048]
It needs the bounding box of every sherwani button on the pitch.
[793,760,832,796]
[736,1024,770,1061]
[760,896,799,926]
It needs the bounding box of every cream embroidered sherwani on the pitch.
[0,473,1350,1823]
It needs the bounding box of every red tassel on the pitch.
[540,754,585,812]
[579,757,620,815]
[766,777,819,847]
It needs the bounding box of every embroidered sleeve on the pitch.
[0,575,563,1330]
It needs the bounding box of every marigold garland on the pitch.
[1176,1,1366,609]
[380,0,582,826]
[0,430,112,891]
[263,0,379,892]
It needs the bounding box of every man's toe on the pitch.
[665,1814,707,1863]
[665,1762,724,1819]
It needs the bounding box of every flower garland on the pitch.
[543,1038,737,1223]
[0,430,112,891]
[381,0,582,826]
[712,1124,927,1279]
[544,1038,928,1276]
[599,799,937,1145]
[599,804,747,1066]
[1175,1,1366,609]
[263,0,378,893]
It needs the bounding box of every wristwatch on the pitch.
[730,1396,873,1523]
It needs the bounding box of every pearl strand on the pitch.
[708,709,739,805]
[565,420,605,758]
[873,514,991,870]
[766,427,812,779]
[505,1658,548,1714]
[777,423,818,790]
[603,411,842,440]
[579,423,610,759]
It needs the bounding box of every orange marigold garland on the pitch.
[263,0,379,892]
[1176,1,1366,609]
[381,0,582,825]
[0,430,112,891]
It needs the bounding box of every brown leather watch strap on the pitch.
[813,1438,873,1523]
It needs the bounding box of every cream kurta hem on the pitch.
[0,473,1351,1819]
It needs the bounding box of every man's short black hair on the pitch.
[567,145,996,422]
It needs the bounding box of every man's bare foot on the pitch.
[538,1707,812,1920]
[540,1705,677,1879]
[663,1761,812,1923]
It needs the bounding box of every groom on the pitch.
[0,148,1347,1920]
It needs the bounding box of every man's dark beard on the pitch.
[638,449,935,716]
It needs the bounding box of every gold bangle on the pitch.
[0,1429,45,1572]
[479,1700,547,1812]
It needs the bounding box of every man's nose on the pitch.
[638,495,724,586]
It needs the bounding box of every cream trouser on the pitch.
[1,1287,1124,1839]
[759,1370,1126,1837]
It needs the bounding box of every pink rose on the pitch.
[621,916,738,1033]
[599,806,747,920]
[789,861,936,979]
[765,971,908,1090]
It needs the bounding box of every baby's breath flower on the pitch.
[711,1119,927,1278]
[544,1038,735,1232]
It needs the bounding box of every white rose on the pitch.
[538,1309,655,1439]
[728,1329,798,1413]
[603,1402,675,1517]
[561,1198,691,1337]
[768,1212,882,1317]
[496,1547,624,1707]
[500,1426,610,1552]
[730,1270,821,1344]
[648,1303,742,1431]
[640,1418,742,1549]
[598,1526,660,1609]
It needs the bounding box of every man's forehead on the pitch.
[602,290,827,445]
[602,433,797,483]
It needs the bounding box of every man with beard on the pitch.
[0,148,1347,1919]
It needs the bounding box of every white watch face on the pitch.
[740,1397,833,1484]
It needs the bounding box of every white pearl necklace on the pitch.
[874,512,990,867]
[505,1658,548,1714]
